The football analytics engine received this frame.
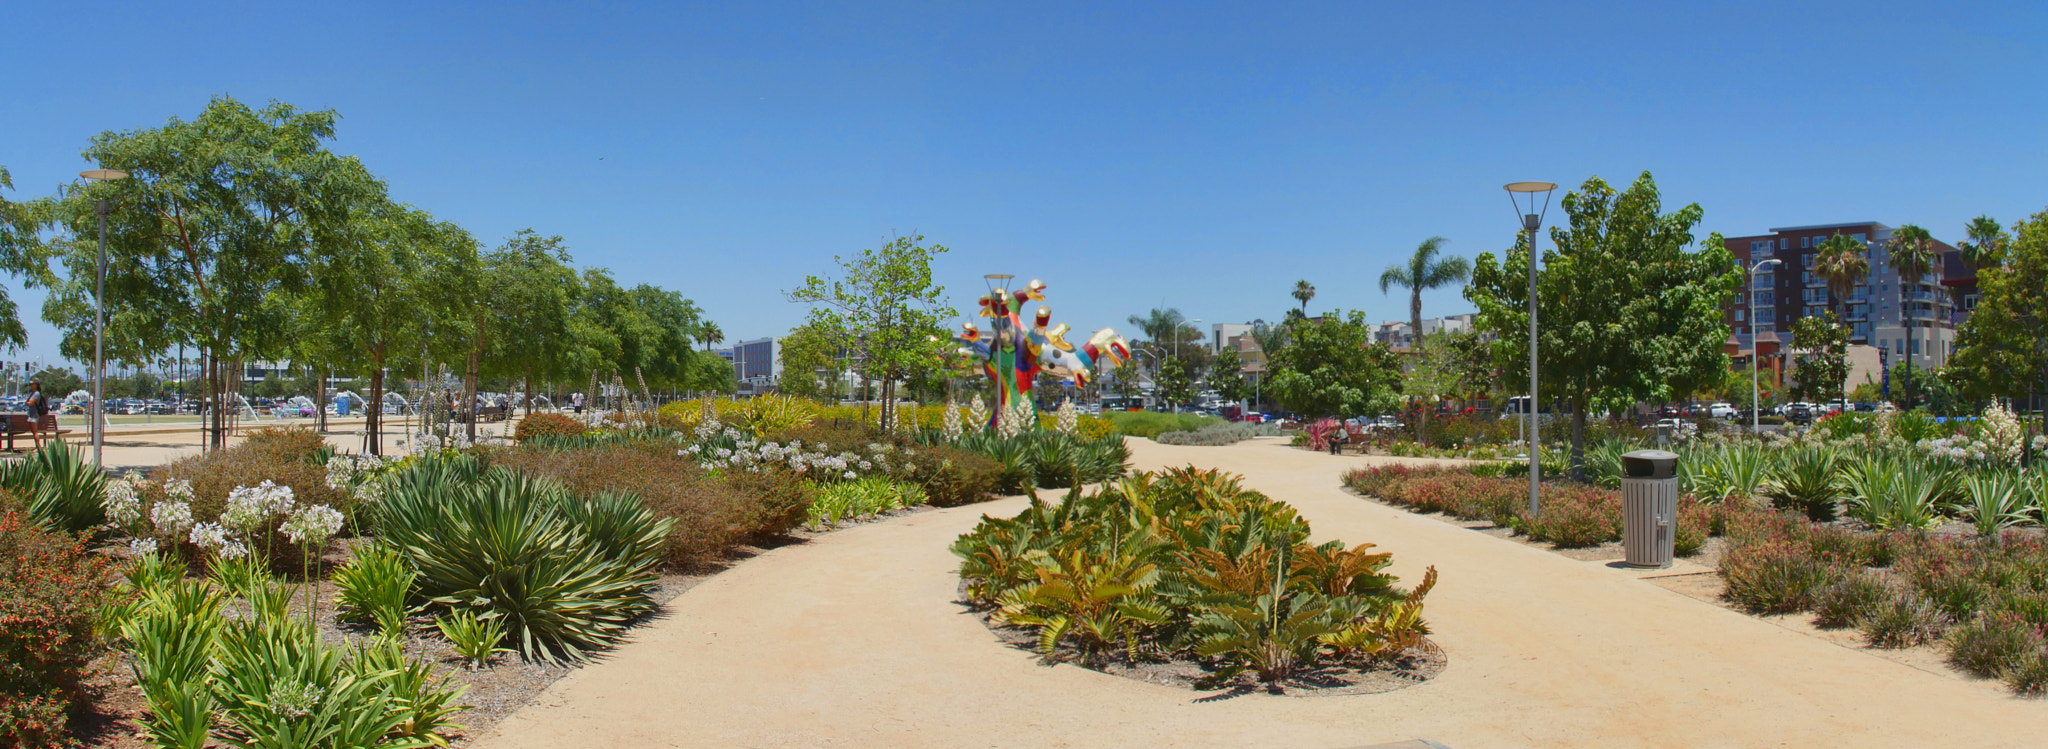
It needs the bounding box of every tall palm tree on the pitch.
[1292,280,1316,317]
[1378,236,1469,443]
[1886,224,1939,407]
[1126,307,1187,369]
[700,321,724,352]
[1811,233,1870,399]
[1957,215,2008,271]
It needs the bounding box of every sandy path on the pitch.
[477,437,2048,749]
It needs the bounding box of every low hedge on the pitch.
[1343,464,1711,555]
[515,412,590,441]
[1103,411,1221,438]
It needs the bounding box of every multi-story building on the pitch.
[716,337,781,397]
[1372,314,1477,353]
[1723,221,1972,375]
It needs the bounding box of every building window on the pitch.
[1755,309,1776,326]
[1753,273,1773,290]
[1735,309,1746,322]
[1753,291,1774,307]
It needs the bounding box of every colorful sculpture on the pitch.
[953,277,1130,422]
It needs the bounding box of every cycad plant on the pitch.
[1187,543,1337,684]
[996,540,1168,666]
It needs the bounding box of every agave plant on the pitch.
[377,469,671,663]
[1957,471,2030,537]
[1766,446,1843,521]
[333,543,418,635]
[0,440,109,534]
[1841,455,1949,531]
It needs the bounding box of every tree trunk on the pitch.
[1569,395,1588,483]
[523,373,534,417]
[1412,292,1428,447]
[315,365,328,433]
[368,363,384,456]
[464,346,479,441]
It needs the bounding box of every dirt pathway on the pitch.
[477,438,2048,748]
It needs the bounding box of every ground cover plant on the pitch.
[1155,421,1284,446]
[953,466,1441,691]
[1342,465,1713,555]
[0,492,120,747]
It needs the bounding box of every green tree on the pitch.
[40,97,381,447]
[1465,172,1739,479]
[1378,236,1470,444]
[1812,233,1870,328]
[30,367,84,397]
[471,231,588,430]
[787,234,955,429]
[776,319,838,400]
[1787,312,1850,403]
[0,166,57,349]
[1949,210,2047,414]
[1957,215,2010,271]
[1266,310,1401,419]
[1291,280,1316,317]
[1401,331,1464,429]
[1210,345,1251,404]
[1886,224,1940,409]
[1443,329,1497,405]
[1155,357,1198,410]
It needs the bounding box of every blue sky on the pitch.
[3,0,2044,370]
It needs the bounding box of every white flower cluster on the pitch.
[128,538,159,556]
[412,430,506,452]
[1917,436,1995,464]
[967,395,990,434]
[186,521,248,559]
[679,437,916,479]
[1978,399,2025,464]
[150,499,193,536]
[102,475,143,527]
[942,400,964,441]
[281,504,346,546]
[1055,398,1078,436]
[996,396,1029,438]
[325,454,396,503]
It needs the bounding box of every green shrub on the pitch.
[1811,571,1891,629]
[0,442,108,535]
[515,412,590,441]
[1859,592,1950,648]
[1518,485,1621,548]
[241,426,330,464]
[333,543,415,635]
[910,444,1001,507]
[436,609,511,668]
[1719,538,1838,614]
[1102,411,1220,438]
[1765,446,1842,521]
[806,477,927,530]
[377,469,670,662]
[1,503,120,747]
[1155,421,1283,446]
[1946,612,2041,678]
[155,439,357,566]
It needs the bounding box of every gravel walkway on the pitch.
[477,437,2048,748]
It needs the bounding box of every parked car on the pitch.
[1786,402,1814,424]
[1653,417,1699,435]
[1708,402,1738,420]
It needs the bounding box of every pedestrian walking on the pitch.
[23,381,50,448]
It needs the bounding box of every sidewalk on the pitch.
[477,437,2048,749]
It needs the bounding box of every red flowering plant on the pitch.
[1,496,122,747]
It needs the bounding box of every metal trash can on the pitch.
[1621,449,1679,569]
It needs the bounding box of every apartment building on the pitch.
[1372,314,1477,353]
[1723,221,1973,373]
[715,336,781,397]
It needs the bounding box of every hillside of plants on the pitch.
[1345,402,2048,695]
[0,392,1138,748]
[954,467,1442,693]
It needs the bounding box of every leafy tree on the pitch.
[787,234,954,429]
[472,230,582,434]
[776,319,839,399]
[1465,172,1739,479]
[40,97,381,447]
[30,367,83,397]
[1210,345,1252,404]
[1379,236,1469,444]
[0,166,57,349]
[1886,223,1940,408]
[1110,356,1141,406]
[1894,363,1964,415]
[1788,311,1850,403]
[1401,331,1464,425]
[1949,209,2047,412]
[1266,310,1401,418]
[1155,357,1198,410]
[1291,280,1316,317]
[1443,329,1497,405]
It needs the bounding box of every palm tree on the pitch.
[1126,307,1187,369]
[1811,233,1870,400]
[1378,236,1469,443]
[700,321,724,352]
[1957,215,2008,271]
[1886,224,1939,407]
[1291,280,1316,317]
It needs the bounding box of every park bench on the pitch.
[2,413,71,452]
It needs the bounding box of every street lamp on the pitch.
[1504,181,1556,517]
[1747,258,1783,434]
[81,168,129,467]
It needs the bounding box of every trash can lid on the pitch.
[1621,449,1679,479]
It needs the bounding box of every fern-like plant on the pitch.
[995,542,1166,665]
[334,543,417,636]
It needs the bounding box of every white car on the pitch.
[1653,417,1699,435]
[1708,402,1738,420]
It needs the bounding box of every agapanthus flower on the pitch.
[150,500,193,536]
[281,504,345,546]
[188,521,230,550]
[102,478,142,527]
[128,538,159,556]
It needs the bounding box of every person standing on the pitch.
[572,391,585,414]
[23,381,49,448]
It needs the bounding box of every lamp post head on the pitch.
[1503,181,1558,235]
[80,169,129,181]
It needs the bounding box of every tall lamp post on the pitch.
[1747,258,1782,434]
[1504,181,1556,517]
[81,168,129,467]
